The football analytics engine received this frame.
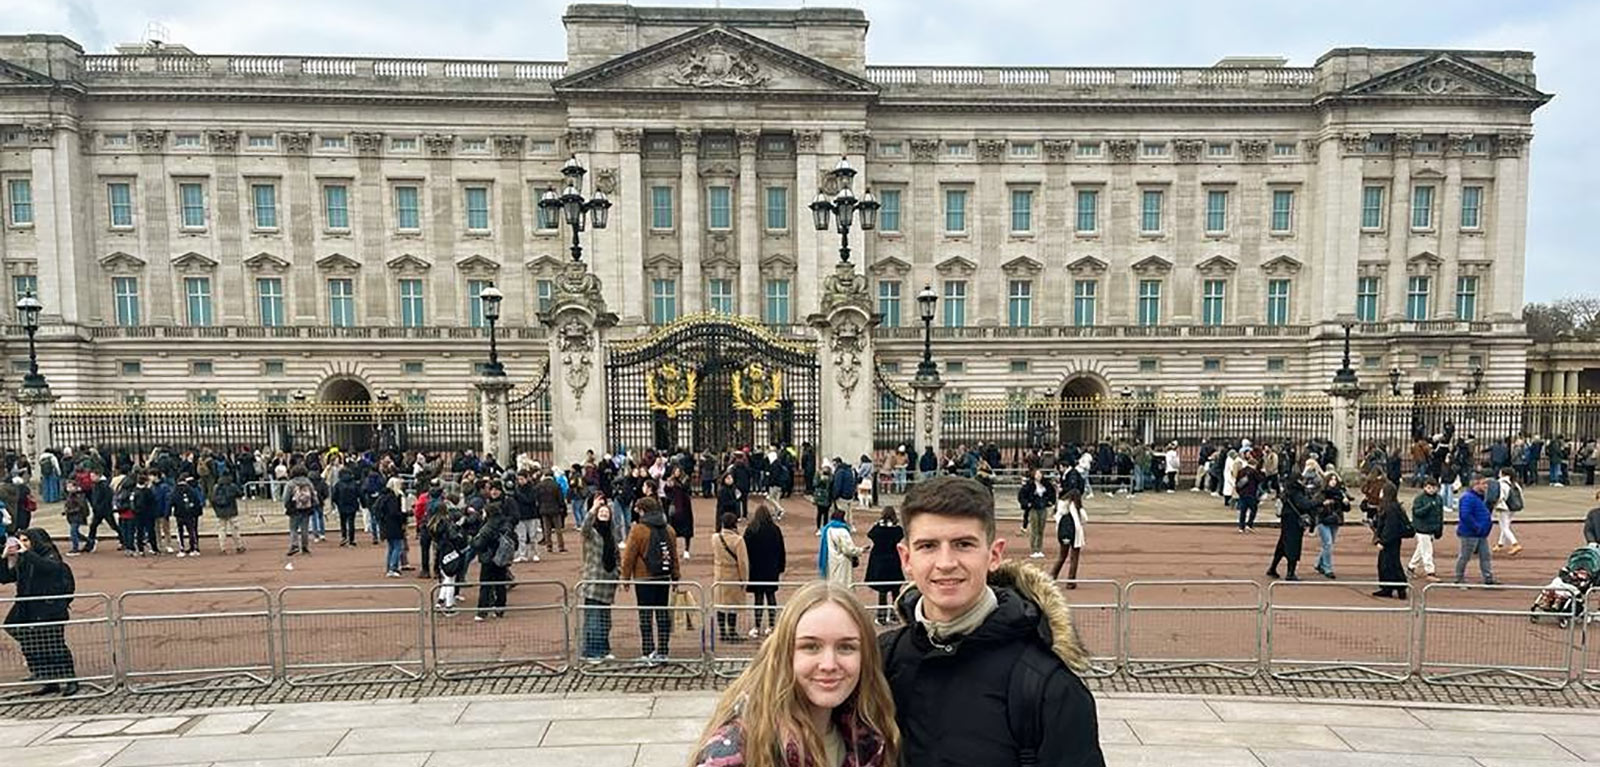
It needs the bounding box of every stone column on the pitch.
[16,386,57,464]
[542,260,616,465]
[677,129,703,315]
[1384,134,1417,321]
[1490,134,1529,320]
[737,129,762,310]
[24,125,74,323]
[910,376,946,461]
[616,128,645,324]
[795,130,823,315]
[1327,380,1364,481]
[475,375,514,463]
[809,261,877,464]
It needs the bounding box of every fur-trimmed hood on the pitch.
[894,559,1092,674]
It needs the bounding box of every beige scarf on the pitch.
[915,585,999,644]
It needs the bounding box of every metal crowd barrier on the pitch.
[117,587,274,693]
[0,593,116,701]
[572,580,707,679]
[709,581,814,678]
[1266,580,1414,684]
[851,580,908,633]
[1420,582,1578,691]
[279,584,426,687]
[1055,579,1121,678]
[1123,580,1263,679]
[430,580,569,680]
[1586,590,1600,693]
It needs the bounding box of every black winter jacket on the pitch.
[880,561,1105,767]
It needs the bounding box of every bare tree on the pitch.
[1524,295,1600,343]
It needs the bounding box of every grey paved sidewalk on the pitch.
[4,691,1599,767]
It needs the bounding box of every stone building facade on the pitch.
[0,4,1549,409]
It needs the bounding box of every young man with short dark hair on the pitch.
[881,475,1105,766]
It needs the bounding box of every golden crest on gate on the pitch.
[646,363,697,418]
[733,362,783,417]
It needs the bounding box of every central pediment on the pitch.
[554,24,878,100]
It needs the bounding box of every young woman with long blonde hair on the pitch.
[690,581,898,767]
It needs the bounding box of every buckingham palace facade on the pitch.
[0,4,1550,407]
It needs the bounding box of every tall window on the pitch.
[107,182,133,228]
[178,182,206,228]
[942,280,966,327]
[877,281,901,327]
[1405,276,1430,321]
[394,186,420,231]
[1010,189,1033,232]
[1072,280,1097,327]
[1137,280,1162,326]
[1008,280,1033,327]
[650,278,678,324]
[113,277,140,326]
[464,186,490,231]
[184,277,213,327]
[323,184,349,229]
[945,189,967,232]
[1140,190,1163,233]
[763,279,791,324]
[1270,190,1294,233]
[327,278,355,327]
[1205,190,1228,233]
[1075,189,1098,233]
[708,185,732,229]
[1265,279,1291,325]
[879,189,901,232]
[1455,276,1479,320]
[399,279,425,327]
[536,279,554,314]
[1460,185,1483,229]
[765,187,788,230]
[1361,185,1385,229]
[708,278,734,315]
[466,279,492,328]
[12,275,36,307]
[6,179,32,226]
[1356,277,1380,322]
[1201,279,1227,326]
[650,186,673,229]
[252,184,277,229]
[257,277,285,327]
[1411,185,1434,230]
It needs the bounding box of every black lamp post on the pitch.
[809,156,879,264]
[915,284,938,382]
[15,292,45,390]
[1466,365,1485,395]
[479,285,505,377]
[1388,365,1403,396]
[1333,315,1358,386]
[537,155,611,263]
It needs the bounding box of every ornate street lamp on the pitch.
[14,292,45,390]
[809,156,879,264]
[479,284,505,377]
[915,284,939,381]
[1388,365,1404,396]
[1332,315,1359,386]
[1466,365,1485,395]
[537,155,611,263]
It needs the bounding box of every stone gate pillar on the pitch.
[910,376,945,466]
[1328,379,1364,481]
[541,260,616,467]
[809,261,878,465]
[474,375,513,466]
[16,386,57,465]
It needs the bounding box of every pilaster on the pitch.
[616,128,645,325]
[1384,134,1416,321]
[737,129,761,311]
[794,130,822,316]
[16,386,56,464]
[809,261,876,463]
[542,260,616,464]
[910,376,946,460]
[677,128,703,315]
[475,375,514,464]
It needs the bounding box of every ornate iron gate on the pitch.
[606,316,820,454]
[508,360,553,464]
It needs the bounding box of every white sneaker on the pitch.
[191,551,200,558]
[1166,489,1175,494]
[166,546,175,553]
[176,551,187,558]
[1029,552,1045,559]
[682,551,691,560]
[284,562,295,571]
[513,556,527,564]
[532,553,543,561]
[815,529,822,536]
[1554,482,1565,487]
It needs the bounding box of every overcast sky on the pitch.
[3,0,1594,303]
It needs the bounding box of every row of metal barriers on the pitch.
[0,578,1596,701]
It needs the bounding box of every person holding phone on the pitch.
[1,528,78,696]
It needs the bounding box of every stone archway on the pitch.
[318,376,374,452]
[1058,375,1109,448]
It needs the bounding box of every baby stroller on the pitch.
[1529,544,1599,628]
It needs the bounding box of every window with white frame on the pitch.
[707,185,732,229]
[1205,189,1228,233]
[1460,185,1483,229]
[184,276,213,327]
[1265,279,1291,325]
[107,182,134,228]
[393,185,420,231]
[1072,279,1097,327]
[877,280,901,327]
[765,186,788,230]
[174,133,203,149]
[464,186,490,231]
[1008,279,1033,328]
[1361,185,1385,230]
[466,279,492,328]
[1076,142,1101,157]
[650,186,674,229]
[1011,142,1037,158]
[246,134,275,149]
[1137,280,1162,326]
[1273,142,1297,157]
[1208,142,1232,157]
[1201,279,1227,325]
[4,179,31,226]
[327,278,355,327]
[1270,189,1294,233]
[536,279,554,314]
[1455,276,1479,320]
[945,188,967,232]
[113,277,140,326]
[251,183,278,229]
[942,280,966,327]
[1141,142,1166,158]
[460,138,487,153]
[650,278,678,324]
[708,278,734,315]
[399,278,425,327]
[1140,189,1163,233]
[257,277,285,327]
[320,135,346,150]
[1411,185,1435,230]
[1356,277,1380,322]
[946,142,969,157]
[1405,276,1430,321]
[763,279,791,324]
[103,133,130,148]
[877,141,902,157]
[1010,188,1033,233]
[1075,188,1098,233]
[178,182,206,228]
[12,275,36,308]
[878,189,901,232]
[390,137,416,152]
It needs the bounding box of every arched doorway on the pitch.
[319,377,373,452]
[1058,375,1108,447]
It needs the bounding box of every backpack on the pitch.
[291,482,316,511]
[1006,648,1055,767]
[1506,483,1524,512]
[644,525,674,579]
[114,485,134,511]
[490,530,516,568]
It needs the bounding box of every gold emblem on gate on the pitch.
[646,363,698,418]
[733,362,783,417]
